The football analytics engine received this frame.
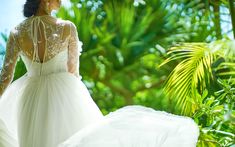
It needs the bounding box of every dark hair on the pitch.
[23,0,41,17]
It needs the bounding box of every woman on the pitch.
[0,0,199,147]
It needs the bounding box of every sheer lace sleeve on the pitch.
[0,30,20,96]
[67,22,83,78]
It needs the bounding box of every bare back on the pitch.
[16,15,72,63]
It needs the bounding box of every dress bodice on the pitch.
[21,49,68,76]
[0,15,83,94]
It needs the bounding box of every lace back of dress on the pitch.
[28,17,48,75]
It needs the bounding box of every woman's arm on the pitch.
[0,30,20,96]
[67,22,83,78]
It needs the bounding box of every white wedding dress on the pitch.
[0,15,199,147]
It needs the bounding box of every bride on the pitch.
[0,0,199,147]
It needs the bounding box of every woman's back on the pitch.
[0,15,83,95]
[11,15,83,77]
[15,15,78,63]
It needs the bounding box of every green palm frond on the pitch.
[160,43,215,115]
[160,40,235,116]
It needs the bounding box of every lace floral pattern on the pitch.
[67,22,83,77]
[0,30,20,95]
[17,16,70,62]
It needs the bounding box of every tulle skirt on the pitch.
[59,105,199,147]
[0,72,199,147]
[0,72,104,147]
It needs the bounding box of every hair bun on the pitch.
[23,0,40,17]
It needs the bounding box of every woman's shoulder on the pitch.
[9,20,28,37]
[57,19,77,29]
[10,18,32,34]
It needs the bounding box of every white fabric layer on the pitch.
[59,105,199,147]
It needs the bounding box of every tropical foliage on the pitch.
[160,40,235,146]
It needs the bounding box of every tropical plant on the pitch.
[160,39,235,146]
[196,78,235,146]
[160,40,234,114]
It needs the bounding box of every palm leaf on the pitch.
[160,43,215,115]
[160,40,235,115]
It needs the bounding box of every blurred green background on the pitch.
[0,0,235,146]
